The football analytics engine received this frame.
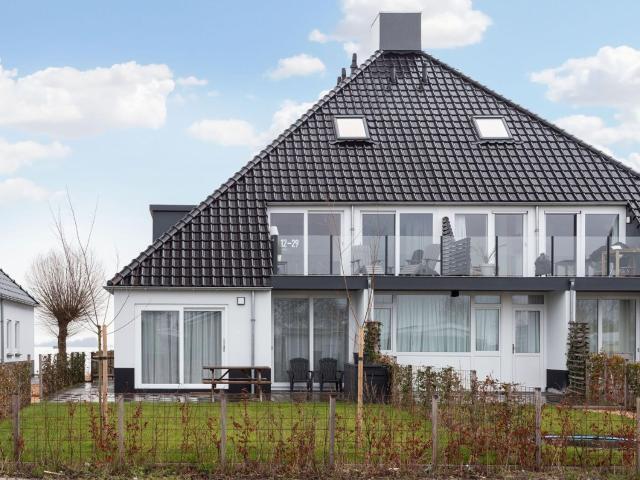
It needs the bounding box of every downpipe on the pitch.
[250,290,256,394]
[0,298,4,363]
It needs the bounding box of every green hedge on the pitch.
[40,352,85,397]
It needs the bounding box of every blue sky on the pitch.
[1,1,639,345]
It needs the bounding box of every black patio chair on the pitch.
[287,357,313,392]
[316,357,344,392]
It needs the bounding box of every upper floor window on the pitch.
[473,116,511,139]
[271,213,304,274]
[308,213,341,275]
[585,213,619,276]
[334,116,369,140]
[400,213,434,275]
[355,213,395,275]
[546,213,576,276]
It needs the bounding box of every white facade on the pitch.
[113,288,271,390]
[2,298,35,364]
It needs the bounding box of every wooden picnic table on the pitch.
[203,365,271,400]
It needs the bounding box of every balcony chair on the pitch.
[287,357,313,392]
[315,357,344,392]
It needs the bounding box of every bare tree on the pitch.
[27,248,98,358]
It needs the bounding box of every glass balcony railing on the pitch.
[272,233,640,277]
[585,235,640,277]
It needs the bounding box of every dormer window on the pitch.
[473,116,511,140]
[334,115,369,140]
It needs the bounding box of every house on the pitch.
[0,269,36,364]
[107,12,640,393]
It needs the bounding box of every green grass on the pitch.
[0,399,636,471]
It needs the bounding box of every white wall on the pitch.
[112,288,272,388]
[546,291,570,371]
[2,299,35,363]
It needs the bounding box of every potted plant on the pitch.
[474,247,496,276]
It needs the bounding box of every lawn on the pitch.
[0,399,635,471]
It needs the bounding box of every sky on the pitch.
[1,0,640,347]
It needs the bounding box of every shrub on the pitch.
[41,352,85,397]
[0,361,31,418]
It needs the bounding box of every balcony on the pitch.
[273,233,640,277]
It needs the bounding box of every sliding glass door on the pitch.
[141,311,179,385]
[273,296,350,384]
[184,311,222,384]
[273,299,310,382]
[313,298,349,372]
[139,308,225,388]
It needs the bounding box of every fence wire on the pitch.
[0,387,638,475]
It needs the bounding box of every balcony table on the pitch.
[202,365,271,401]
[600,248,640,276]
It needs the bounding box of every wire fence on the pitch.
[1,386,639,476]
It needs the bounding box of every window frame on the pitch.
[269,208,346,276]
[472,116,512,140]
[576,295,638,360]
[135,304,227,389]
[271,293,352,388]
[333,115,370,141]
[472,304,501,356]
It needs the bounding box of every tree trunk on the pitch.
[57,323,68,358]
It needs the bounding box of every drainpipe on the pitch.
[250,291,256,366]
[250,290,256,394]
[569,279,576,324]
[0,298,4,363]
[535,205,540,257]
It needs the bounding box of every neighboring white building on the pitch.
[107,12,640,393]
[0,269,36,364]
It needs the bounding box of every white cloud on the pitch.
[625,153,640,172]
[0,177,53,204]
[308,29,331,43]
[176,75,208,87]
[267,54,326,80]
[531,46,640,108]
[0,138,70,174]
[187,119,260,147]
[188,92,327,149]
[532,46,640,172]
[0,61,175,137]
[309,0,491,57]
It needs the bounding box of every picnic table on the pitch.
[203,365,271,400]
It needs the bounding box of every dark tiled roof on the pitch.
[108,50,640,288]
[0,269,37,306]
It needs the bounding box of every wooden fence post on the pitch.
[220,391,227,467]
[117,395,125,465]
[328,394,336,468]
[636,397,640,473]
[534,387,542,471]
[431,393,439,469]
[12,394,20,462]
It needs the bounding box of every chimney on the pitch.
[373,12,422,51]
[149,204,196,241]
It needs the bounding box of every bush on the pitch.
[0,361,31,418]
[41,352,85,397]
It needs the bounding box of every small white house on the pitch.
[0,269,36,364]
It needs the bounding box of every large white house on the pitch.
[0,268,36,364]
[107,12,640,393]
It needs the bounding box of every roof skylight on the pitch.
[334,116,369,140]
[473,117,511,140]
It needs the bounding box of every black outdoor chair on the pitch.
[287,357,313,392]
[316,357,344,392]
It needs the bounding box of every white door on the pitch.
[512,308,543,388]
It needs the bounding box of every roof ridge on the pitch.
[419,50,640,184]
[0,267,38,305]
[108,50,383,286]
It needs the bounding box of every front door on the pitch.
[512,308,543,388]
